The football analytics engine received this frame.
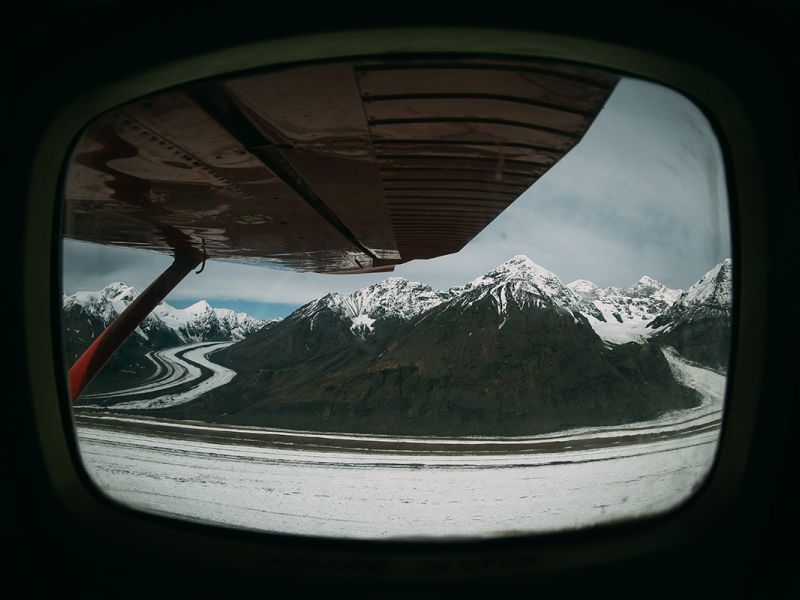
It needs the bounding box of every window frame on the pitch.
[23,26,766,581]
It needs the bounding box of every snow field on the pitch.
[75,351,725,539]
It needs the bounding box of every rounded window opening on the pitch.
[60,57,731,539]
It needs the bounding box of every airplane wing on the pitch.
[64,58,618,274]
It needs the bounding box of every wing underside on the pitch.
[64,58,618,273]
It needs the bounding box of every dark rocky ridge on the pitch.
[648,259,732,372]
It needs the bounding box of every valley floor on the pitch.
[73,349,725,539]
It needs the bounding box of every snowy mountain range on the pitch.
[565,274,682,346]
[295,277,457,337]
[62,282,269,373]
[568,275,682,324]
[158,254,731,436]
[291,254,730,355]
[260,255,693,346]
[292,256,610,339]
[68,256,732,434]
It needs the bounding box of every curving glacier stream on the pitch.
[80,341,235,409]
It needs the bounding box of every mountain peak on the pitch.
[635,275,661,287]
[478,254,560,284]
[500,254,549,272]
[297,276,452,336]
[458,255,604,322]
[103,281,131,290]
[567,278,600,294]
[646,259,733,370]
[101,281,138,300]
[185,300,213,314]
[648,258,732,329]
[381,276,409,285]
[677,258,732,308]
[507,254,536,265]
[64,283,264,344]
[359,276,429,295]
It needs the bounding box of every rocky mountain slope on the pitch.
[647,259,733,371]
[161,256,702,435]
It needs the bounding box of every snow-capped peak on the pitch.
[645,259,733,370]
[70,281,135,303]
[626,275,682,304]
[65,282,141,324]
[566,279,601,299]
[102,281,134,296]
[469,255,559,288]
[678,258,732,308]
[184,300,213,315]
[479,254,558,283]
[297,276,455,335]
[457,255,604,322]
[647,259,732,334]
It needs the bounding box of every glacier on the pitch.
[74,350,723,539]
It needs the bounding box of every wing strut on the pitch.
[68,254,202,402]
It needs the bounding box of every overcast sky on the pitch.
[62,77,731,320]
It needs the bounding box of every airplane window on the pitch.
[60,58,731,539]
